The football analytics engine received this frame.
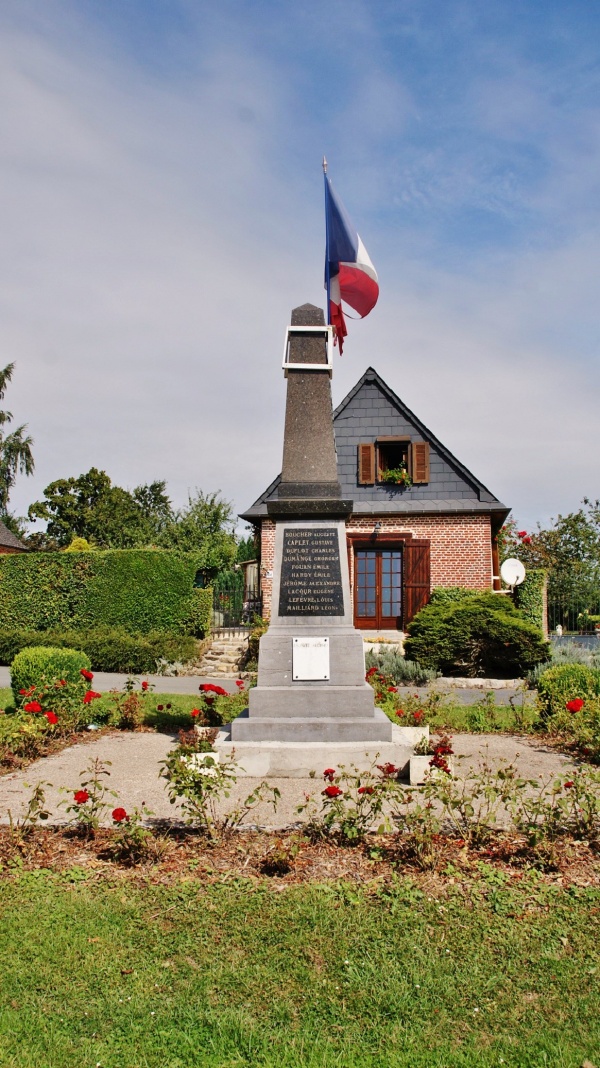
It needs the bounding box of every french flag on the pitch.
[324,171,379,353]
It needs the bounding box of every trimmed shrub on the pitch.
[536,663,600,720]
[428,587,475,608]
[11,646,91,706]
[514,569,547,632]
[0,628,199,674]
[0,551,213,637]
[404,592,550,678]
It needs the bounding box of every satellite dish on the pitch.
[500,558,526,588]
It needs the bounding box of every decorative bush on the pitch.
[577,611,600,633]
[428,587,475,608]
[404,592,550,678]
[0,627,198,674]
[514,569,547,632]
[536,663,600,720]
[11,645,91,706]
[0,551,213,636]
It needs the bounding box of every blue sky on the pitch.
[1,0,599,533]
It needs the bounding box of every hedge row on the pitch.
[0,551,212,637]
[0,627,199,674]
[514,569,547,632]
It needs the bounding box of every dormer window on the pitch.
[357,439,430,485]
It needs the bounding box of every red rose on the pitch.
[112,807,127,822]
[413,711,424,721]
[157,705,164,711]
[190,708,201,717]
[366,667,378,679]
[74,790,89,804]
[517,530,527,538]
[323,768,336,781]
[236,680,244,688]
[45,711,58,724]
[388,686,398,693]
[141,681,149,691]
[377,763,398,777]
[199,683,228,696]
[322,785,343,798]
[166,703,171,710]
[564,781,574,790]
[395,709,405,718]
[83,690,102,705]
[19,688,27,695]
[80,669,94,681]
[24,701,43,713]
[566,698,584,713]
[358,786,375,795]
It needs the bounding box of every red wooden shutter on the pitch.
[411,441,430,484]
[358,443,375,485]
[403,540,430,624]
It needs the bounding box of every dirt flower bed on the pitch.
[1,825,598,892]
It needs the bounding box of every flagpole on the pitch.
[323,156,331,327]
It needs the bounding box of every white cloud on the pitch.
[0,0,598,540]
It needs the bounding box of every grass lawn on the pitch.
[1,869,599,1067]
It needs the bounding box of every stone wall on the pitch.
[260,514,493,622]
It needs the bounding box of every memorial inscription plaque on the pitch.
[279,528,345,616]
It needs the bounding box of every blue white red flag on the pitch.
[324,172,379,353]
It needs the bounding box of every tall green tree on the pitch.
[0,363,34,524]
[27,469,173,549]
[500,502,600,604]
[157,490,237,577]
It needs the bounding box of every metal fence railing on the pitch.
[547,600,600,635]
[212,572,262,629]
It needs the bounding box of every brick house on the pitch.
[240,366,509,631]
[0,518,27,555]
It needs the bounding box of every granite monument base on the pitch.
[215,725,424,778]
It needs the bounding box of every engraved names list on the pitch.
[278,528,345,616]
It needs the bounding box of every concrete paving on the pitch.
[0,729,579,830]
[0,666,536,704]
[0,667,244,696]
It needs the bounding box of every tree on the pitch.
[27,472,237,574]
[157,490,237,576]
[0,362,34,521]
[27,468,173,549]
[499,502,600,605]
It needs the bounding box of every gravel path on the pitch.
[0,730,580,830]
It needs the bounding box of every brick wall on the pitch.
[346,515,492,595]
[260,519,276,619]
[259,514,492,621]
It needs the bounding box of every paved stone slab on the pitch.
[0,730,580,830]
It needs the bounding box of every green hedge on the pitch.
[0,627,199,674]
[404,592,550,678]
[11,646,91,706]
[536,663,600,719]
[514,569,547,632]
[0,551,213,637]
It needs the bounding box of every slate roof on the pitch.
[240,367,510,525]
[0,518,27,551]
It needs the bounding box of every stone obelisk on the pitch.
[223,303,398,774]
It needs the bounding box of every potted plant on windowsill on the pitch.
[410,734,454,785]
[381,464,412,488]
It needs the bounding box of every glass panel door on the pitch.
[354,549,402,629]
